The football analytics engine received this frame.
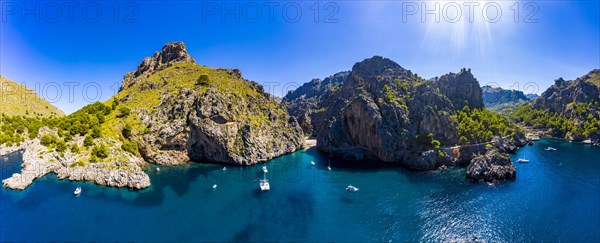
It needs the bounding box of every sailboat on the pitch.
[346,185,359,192]
[260,172,270,191]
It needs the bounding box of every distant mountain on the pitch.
[481,85,531,114]
[512,69,600,142]
[0,76,64,118]
[526,93,539,100]
[482,85,529,107]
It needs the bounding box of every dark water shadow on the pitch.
[232,187,315,242]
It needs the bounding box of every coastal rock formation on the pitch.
[466,149,516,182]
[116,42,304,166]
[2,42,303,191]
[313,56,473,170]
[1,134,150,190]
[121,41,196,90]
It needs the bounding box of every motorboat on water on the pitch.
[155,167,160,172]
[545,147,557,151]
[531,137,540,141]
[346,185,359,192]
[74,187,82,196]
[517,158,530,163]
[212,184,218,189]
[327,160,332,171]
[310,161,316,166]
[260,172,270,191]
[222,167,227,171]
[262,166,268,173]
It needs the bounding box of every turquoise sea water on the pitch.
[1,139,599,242]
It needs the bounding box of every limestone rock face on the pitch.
[135,85,304,166]
[116,42,305,166]
[529,69,600,142]
[466,149,516,182]
[435,68,484,109]
[121,42,196,90]
[2,136,150,190]
[282,71,350,135]
[531,70,600,114]
[312,56,480,169]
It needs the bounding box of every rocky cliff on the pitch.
[2,42,305,190]
[312,57,485,170]
[531,70,600,114]
[114,42,304,166]
[282,71,349,135]
[513,69,600,142]
[435,68,484,109]
[121,42,196,90]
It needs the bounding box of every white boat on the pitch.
[545,147,557,151]
[155,167,160,172]
[327,160,332,171]
[2,157,7,161]
[517,158,530,163]
[74,187,82,196]
[259,172,270,191]
[310,161,316,166]
[531,137,540,141]
[262,166,268,173]
[212,184,218,189]
[222,167,227,171]
[346,185,359,192]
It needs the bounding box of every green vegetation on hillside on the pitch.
[0,76,64,118]
[487,100,529,115]
[453,107,521,145]
[511,103,600,138]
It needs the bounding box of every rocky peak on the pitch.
[435,68,484,109]
[531,70,600,114]
[121,42,196,90]
[350,56,405,84]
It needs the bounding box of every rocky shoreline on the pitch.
[1,138,150,191]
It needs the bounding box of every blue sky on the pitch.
[1,0,599,114]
